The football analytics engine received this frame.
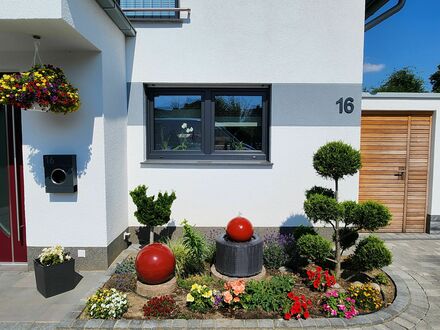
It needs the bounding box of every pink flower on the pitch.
[222,291,233,304]
[331,310,337,316]
[338,304,346,311]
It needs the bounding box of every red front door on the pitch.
[0,105,27,262]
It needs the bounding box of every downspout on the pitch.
[365,0,406,31]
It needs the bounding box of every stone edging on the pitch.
[46,264,414,329]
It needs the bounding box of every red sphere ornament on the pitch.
[226,216,254,242]
[135,243,176,285]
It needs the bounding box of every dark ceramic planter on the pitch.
[215,234,263,277]
[34,258,75,298]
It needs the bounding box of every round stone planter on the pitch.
[215,233,263,277]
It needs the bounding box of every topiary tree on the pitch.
[129,185,176,243]
[351,236,392,271]
[296,234,333,265]
[304,141,391,279]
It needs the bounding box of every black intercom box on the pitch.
[43,155,77,193]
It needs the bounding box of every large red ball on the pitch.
[135,243,175,285]
[226,217,254,242]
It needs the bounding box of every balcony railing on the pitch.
[118,0,190,20]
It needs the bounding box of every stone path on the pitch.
[0,234,438,329]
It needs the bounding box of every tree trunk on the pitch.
[334,179,341,279]
[150,226,155,244]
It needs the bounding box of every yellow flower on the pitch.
[191,283,200,291]
[186,293,194,302]
[202,290,212,298]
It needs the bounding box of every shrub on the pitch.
[37,245,72,266]
[129,185,176,227]
[166,238,191,278]
[374,273,389,285]
[313,141,362,181]
[306,266,336,291]
[284,293,312,320]
[305,186,335,199]
[86,288,128,319]
[186,284,219,312]
[333,227,359,252]
[352,236,392,271]
[263,233,295,269]
[293,225,317,241]
[143,295,177,319]
[297,234,332,264]
[181,220,209,274]
[322,290,358,319]
[114,257,136,275]
[104,274,136,292]
[177,274,224,290]
[355,201,392,231]
[348,283,383,311]
[244,275,295,312]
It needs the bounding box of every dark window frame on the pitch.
[119,0,180,20]
[145,86,270,162]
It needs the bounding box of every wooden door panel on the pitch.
[359,112,432,233]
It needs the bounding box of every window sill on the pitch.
[127,18,186,23]
[140,159,273,168]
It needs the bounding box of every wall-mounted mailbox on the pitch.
[43,155,77,193]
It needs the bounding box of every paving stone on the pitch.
[186,319,201,329]
[129,320,143,329]
[172,319,187,329]
[327,318,346,328]
[71,319,88,329]
[114,319,132,329]
[275,319,298,328]
[11,322,35,330]
[383,321,406,330]
[0,322,18,330]
[30,323,58,330]
[258,319,275,329]
[84,319,104,328]
[141,320,158,329]
[198,319,216,329]
[313,318,331,327]
[243,319,259,328]
[154,319,173,329]
[100,320,117,329]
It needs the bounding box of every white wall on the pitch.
[126,0,366,228]
[0,0,128,247]
[362,93,440,216]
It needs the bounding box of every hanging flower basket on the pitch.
[0,64,80,114]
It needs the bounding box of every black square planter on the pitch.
[34,258,75,298]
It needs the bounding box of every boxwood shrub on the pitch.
[297,234,332,264]
[351,235,392,271]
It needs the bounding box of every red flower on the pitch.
[287,292,295,300]
[284,313,291,320]
[304,311,310,319]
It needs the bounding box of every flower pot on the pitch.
[24,103,50,112]
[34,258,75,298]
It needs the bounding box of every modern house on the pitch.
[0,0,439,270]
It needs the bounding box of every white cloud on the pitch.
[363,63,385,73]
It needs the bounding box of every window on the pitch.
[146,87,270,162]
[119,0,178,19]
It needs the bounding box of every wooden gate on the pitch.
[359,112,432,233]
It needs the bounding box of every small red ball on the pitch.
[135,243,175,285]
[226,216,254,242]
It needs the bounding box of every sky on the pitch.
[363,0,440,91]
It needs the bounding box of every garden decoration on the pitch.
[135,243,177,297]
[34,245,75,298]
[214,216,264,278]
[129,185,176,244]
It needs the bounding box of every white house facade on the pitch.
[0,0,438,270]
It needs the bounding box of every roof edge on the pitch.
[95,0,136,37]
[363,92,440,99]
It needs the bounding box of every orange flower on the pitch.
[222,291,233,304]
[233,297,240,303]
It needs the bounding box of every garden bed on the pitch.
[79,254,395,322]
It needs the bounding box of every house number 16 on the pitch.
[336,97,355,114]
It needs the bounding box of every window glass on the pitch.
[214,96,263,151]
[153,95,202,151]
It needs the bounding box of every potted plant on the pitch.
[34,245,75,297]
[129,185,176,245]
[0,64,80,114]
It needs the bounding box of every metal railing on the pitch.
[122,7,190,19]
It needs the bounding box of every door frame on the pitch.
[1,105,27,262]
[360,110,434,233]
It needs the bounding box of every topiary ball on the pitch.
[226,217,254,242]
[135,243,175,285]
